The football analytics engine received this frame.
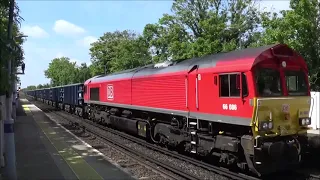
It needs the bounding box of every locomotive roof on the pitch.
[89,43,302,83]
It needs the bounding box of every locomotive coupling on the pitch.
[260,138,301,160]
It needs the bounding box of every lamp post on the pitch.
[12,35,27,124]
[3,0,17,177]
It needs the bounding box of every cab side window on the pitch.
[220,75,230,97]
[219,73,249,97]
[242,73,249,97]
[219,74,240,97]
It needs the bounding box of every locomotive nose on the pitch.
[255,97,311,136]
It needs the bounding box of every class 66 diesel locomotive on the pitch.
[25,43,313,177]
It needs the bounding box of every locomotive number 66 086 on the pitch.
[222,104,237,111]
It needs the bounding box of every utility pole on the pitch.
[4,0,17,179]
[0,38,6,169]
[12,47,26,124]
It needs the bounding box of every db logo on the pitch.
[107,84,114,100]
[282,104,290,113]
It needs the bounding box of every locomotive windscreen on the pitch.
[90,87,100,101]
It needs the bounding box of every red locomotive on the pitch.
[28,43,312,176]
[83,44,312,176]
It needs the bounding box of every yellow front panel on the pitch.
[251,96,311,138]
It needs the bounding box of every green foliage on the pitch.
[25,85,37,90]
[76,63,92,83]
[89,30,152,76]
[36,83,50,89]
[143,0,262,61]
[44,57,91,86]
[0,1,25,95]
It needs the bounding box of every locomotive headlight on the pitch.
[259,121,273,131]
[299,117,311,126]
[263,123,268,129]
[306,118,310,125]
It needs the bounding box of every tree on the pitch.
[259,0,320,90]
[75,63,91,83]
[43,57,93,87]
[143,16,192,61]
[143,0,262,61]
[36,84,44,89]
[0,1,25,95]
[25,85,36,90]
[44,57,78,86]
[89,30,152,76]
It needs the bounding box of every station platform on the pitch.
[308,129,320,135]
[9,98,135,180]
[307,130,320,149]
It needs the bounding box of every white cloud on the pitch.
[21,25,49,38]
[53,19,86,36]
[77,36,98,47]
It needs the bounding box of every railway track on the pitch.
[63,110,320,180]
[68,117,259,180]
[29,98,320,180]
[67,118,193,180]
[37,104,181,180]
[65,113,259,180]
[53,108,320,180]
[30,99,260,180]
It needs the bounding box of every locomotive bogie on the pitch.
[84,103,253,170]
[75,107,84,117]
[58,103,64,110]
[246,135,308,175]
[64,104,71,113]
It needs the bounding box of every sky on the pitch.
[17,0,291,88]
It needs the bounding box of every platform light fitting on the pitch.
[21,62,25,74]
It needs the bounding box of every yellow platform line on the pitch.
[27,105,103,180]
[22,105,30,111]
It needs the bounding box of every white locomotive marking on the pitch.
[222,104,237,110]
[282,104,290,113]
[107,84,114,100]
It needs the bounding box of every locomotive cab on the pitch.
[248,44,311,175]
[253,67,310,135]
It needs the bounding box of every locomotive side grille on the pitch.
[90,87,100,101]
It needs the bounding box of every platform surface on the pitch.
[308,129,320,135]
[12,98,135,180]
